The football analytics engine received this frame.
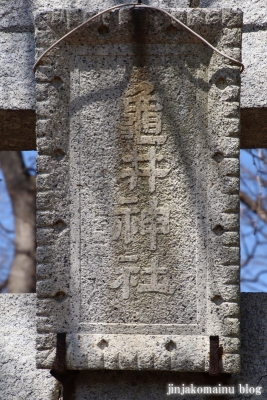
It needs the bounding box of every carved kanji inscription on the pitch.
[74,66,201,328]
[110,82,173,297]
[36,8,241,372]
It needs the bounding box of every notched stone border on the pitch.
[35,7,241,372]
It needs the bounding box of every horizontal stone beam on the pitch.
[0,110,36,150]
[1,293,266,398]
[0,108,266,151]
[241,108,267,149]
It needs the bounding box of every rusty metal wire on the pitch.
[33,3,244,73]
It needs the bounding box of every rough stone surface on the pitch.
[0,293,266,399]
[0,0,33,32]
[241,31,267,108]
[31,0,190,14]
[0,32,35,110]
[35,8,241,372]
[1,0,266,111]
[233,293,267,398]
[62,294,267,399]
[197,4,267,109]
[0,294,58,400]
[199,0,267,29]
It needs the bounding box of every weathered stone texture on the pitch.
[0,32,35,109]
[0,293,266,399]
[0,0,33,32]
[31,0,190,14]
[241,31,267,108]
[235,294,267,397]
[199,0,267,28]
[69,294,267,399]
[0,294,58,400]
[35,8,241,372]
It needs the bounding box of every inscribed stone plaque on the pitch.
[35,7,241,372]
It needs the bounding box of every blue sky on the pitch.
[0,167,14,285]
[0,150,267,292]
[240,150,267,291]
[0,151,37,286]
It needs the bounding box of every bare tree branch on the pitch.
[0,151,36,293]
[0,278,8,292]
[240,191,267,224]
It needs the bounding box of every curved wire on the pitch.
[33,3,244,73]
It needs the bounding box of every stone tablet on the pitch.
[35,7,241,372]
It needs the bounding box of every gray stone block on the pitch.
[0,293,266,399]
[69,294,267,399]
[234,293,267,397]
[0,32,35,109]
[31,0,190,15]
[241,31,267,108]
[0,0,265,111]
[199,0,267,28]
[35,8,241,373]
[0,0,33,32]
[0,294,58,400]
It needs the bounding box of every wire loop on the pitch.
[33,3,244,73]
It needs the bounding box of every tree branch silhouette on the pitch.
[0,151,36,293]
[240,191,267,224]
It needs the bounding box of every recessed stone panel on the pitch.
[35,7,241,372]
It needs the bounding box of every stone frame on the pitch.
[35,7,241,372]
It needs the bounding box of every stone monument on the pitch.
[35,5,241,373]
